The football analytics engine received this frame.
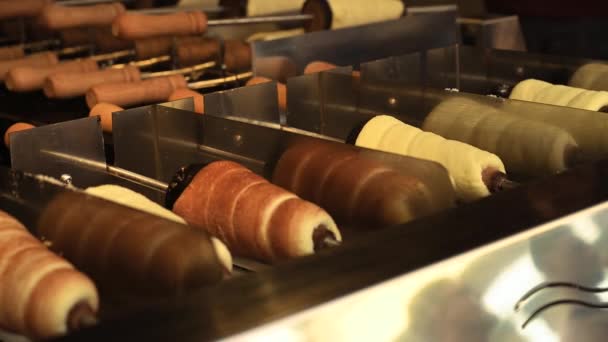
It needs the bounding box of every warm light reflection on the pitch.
[570,217,601,245]
[482,255,544,317]
[481,255,559,342]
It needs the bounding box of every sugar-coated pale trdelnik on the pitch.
[569,63,608,91]
[356,115,506,202]
[172,161,341,262]
[510,79,608,111]
[85,184,186,224]
[0,210,99,340]
[246,0,305,16]
[424,97,579,176]
[322,0,405,29]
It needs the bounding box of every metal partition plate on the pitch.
[113,104,202,184]
[286,73,323,133]
[459,15,527,51]
[158,97,195,112]
[484,48,593,85]
[286,67,372,139]
[457,46,601,95]
[203,82,281,124]
[359,45,602,97]
[10,117,110,188]
[252,11,460,81]
[287,72,434,139]
[9,116,165,201]
[360,45,460,90]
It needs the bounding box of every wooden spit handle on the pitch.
[112,11,208,40]
[224,40,252,71]
[241,61,351,111]
[6,59,99,92]
[304,60,361,77]
[59,28,92,47]
[44,65,141,99]
[0,52,58,81]
[168,88,204,114]
[0,46,25,61]
[177,39,251,70]
[94,29,134,53]
[86,74,187,108]
[88,102,124,133]
[0,0,51,20]
[134,36,206,60]
[38,3,126,30]
[60,27,133,52]
[176,38,220,67]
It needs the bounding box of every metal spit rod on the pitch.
[206,14,313,27]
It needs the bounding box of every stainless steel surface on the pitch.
[252,11,460,81]
[41,150,169,191]
[368,45,606,94]
[226,200,608,342]
[10,117,108,188]
[9,116,166,202]
[203,81,281,123]
[113,103,203,183]
[360,45,460,90]
[286,66,365,139]
[459,15,527,51]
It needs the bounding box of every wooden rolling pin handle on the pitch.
[44,65,141,99]
[135,37,173,60]
[59,28,93,47]
[86,74,187,108]
[38,3,126,30]
[94,30,135,53]
[246,77,287,111]
[168,88,204,114]
[89,102,124,133]
[0,0,51,20]
[0,46,25,61]
[0,52,58,81]
[304,60,361,77]
[67,301,98,332]
[176,39,220,67]
[483,168,518,193]
[112,11,208,40]
[223,40,252,71]
[6,59,99,92]
[135,36,207,60]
